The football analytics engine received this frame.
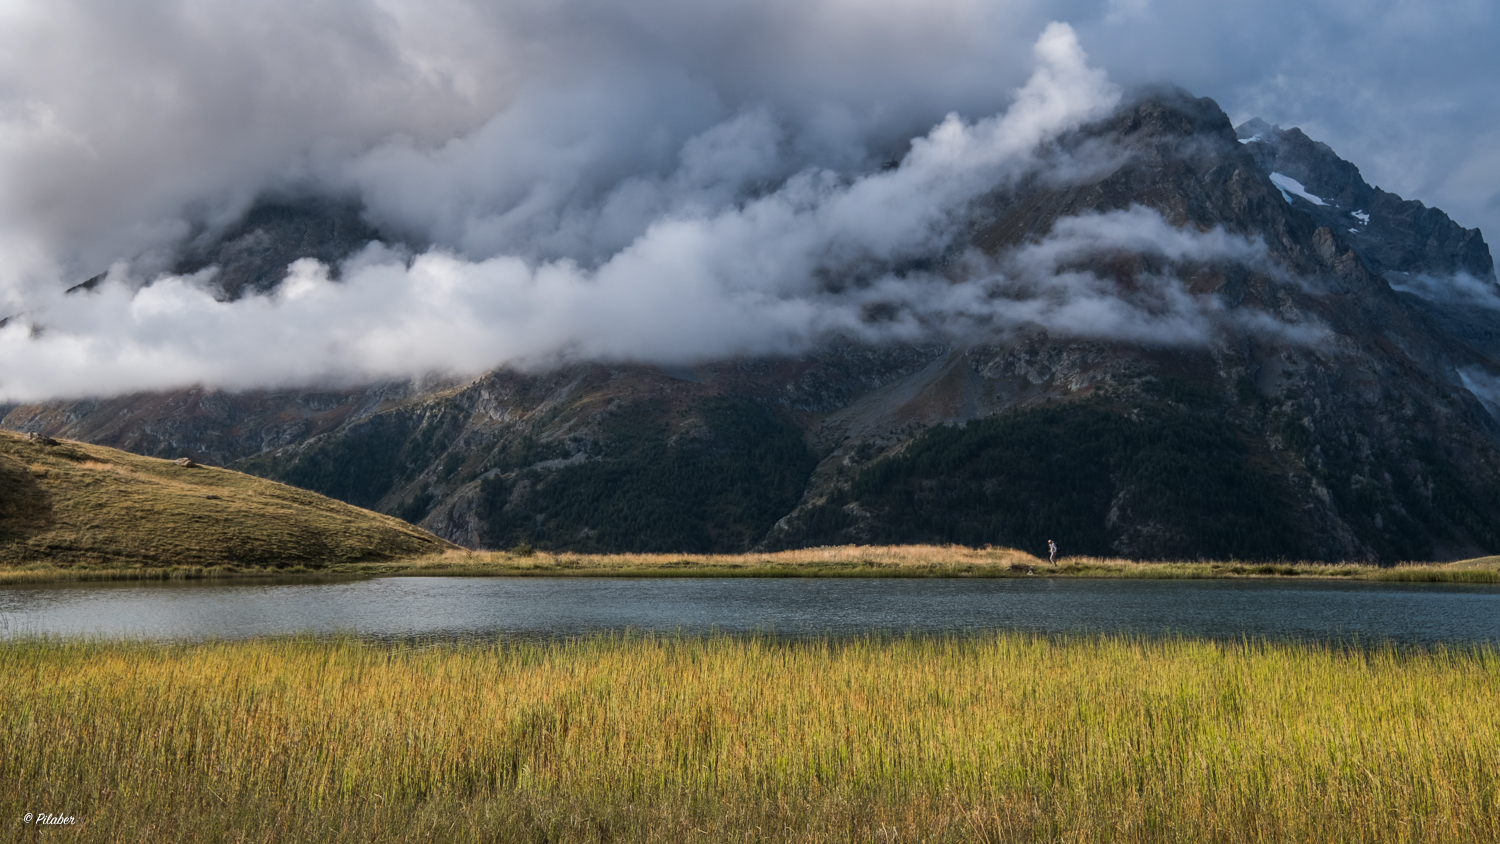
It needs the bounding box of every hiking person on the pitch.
[1047,539,1057,564]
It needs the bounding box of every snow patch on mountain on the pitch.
[1269,173,1327,207]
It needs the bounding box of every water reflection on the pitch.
[1,576,1497,646]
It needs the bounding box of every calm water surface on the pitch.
[2,576,1498,646]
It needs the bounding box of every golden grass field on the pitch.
[4,633,1497,843]
[0,430,455,572]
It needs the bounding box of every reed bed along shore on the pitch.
[4,633,1498,842]
[402,546,1500,583]
[7,544,1500,584]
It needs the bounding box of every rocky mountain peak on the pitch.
[1099,86,1242,147]
[1235,116,1495,283]
[172,195,388,301]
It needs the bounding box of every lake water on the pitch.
[2,576,1498,647]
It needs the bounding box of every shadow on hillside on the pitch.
[0,455,54,543]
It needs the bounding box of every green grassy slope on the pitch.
[0,431,457,569]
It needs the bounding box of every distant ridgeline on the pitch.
[7,88,1500,562]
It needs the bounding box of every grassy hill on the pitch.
[0,431,456,571]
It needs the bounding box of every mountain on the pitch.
[0,430,456,569]
[6,88,1500,563]
[1234,118,1493,284]
[172,196,388,301]
[1234,117,1500,360]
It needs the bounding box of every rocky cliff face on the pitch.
[174,197,387,300]
[7,89,1500,562]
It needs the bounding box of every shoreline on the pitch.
[4,545,1499,586]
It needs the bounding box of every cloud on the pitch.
[1103,0,1152,25]
[3,0,1495,284]
[865,206,1322,348]
[0,1,1492,401]
[1388,272,1500,312]
[0,199,1303,400]
[0,22,1126,399]
[1459,368,1500,423]
[0,0,1063,291]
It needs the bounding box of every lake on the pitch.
[2,576,1498,646]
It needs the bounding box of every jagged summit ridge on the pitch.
[1233,116,1500,361]
[1236,116,1495,282]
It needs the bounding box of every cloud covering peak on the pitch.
[0,1,1494,400]
[0,23,1139,399]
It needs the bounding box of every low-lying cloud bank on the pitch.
[1388,272,1500,314]
[0,205,1292,401]
[0,25,1315,401]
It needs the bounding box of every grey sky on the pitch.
[1075,0,1500,237]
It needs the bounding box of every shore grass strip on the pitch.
[397,547,1500,583]
[7,544,1500,584]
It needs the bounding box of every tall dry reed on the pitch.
[3,633,1497,842]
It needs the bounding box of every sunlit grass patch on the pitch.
[3,633,1498,842]
[0,430,454,574]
